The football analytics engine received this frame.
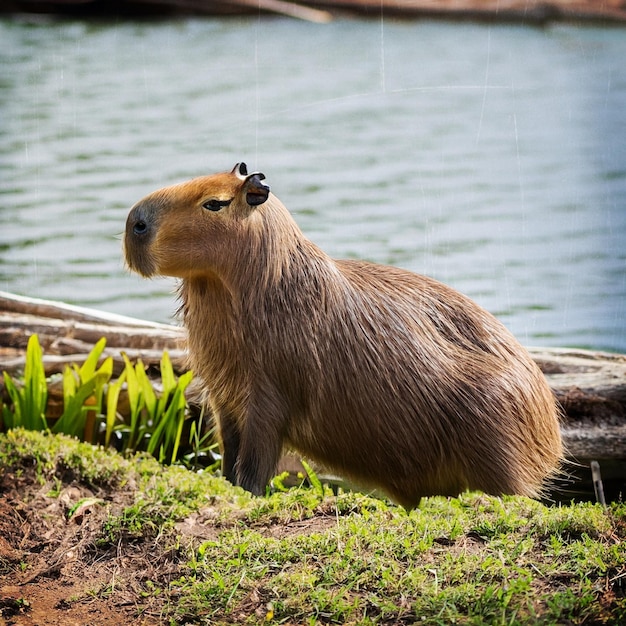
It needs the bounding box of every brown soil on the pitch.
[0,467,162,625]
[0,463,338,626]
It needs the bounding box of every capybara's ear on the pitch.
[244,172,270,207]
[232,162,248,179]
[231,163,270,207]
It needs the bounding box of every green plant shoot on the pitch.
[52,338,113,439]
[2,334,48,431]
[113,351,193,464]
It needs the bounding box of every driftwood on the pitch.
[310,0,626,24]
[1,0,625,24]
[1,290,625,499]
[0,291,186,375]
[529,348,626,459]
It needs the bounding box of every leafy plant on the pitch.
[181,407,219,470]
[2,334,48,431]
[145,351,193,464]
[1,335,216,468]
[110,351,194,464]
[52,338,113,441]
[105,369,125,448]
[301,459,325,498]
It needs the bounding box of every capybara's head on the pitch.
[124,162,270,278]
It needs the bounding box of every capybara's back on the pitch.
[124,163,563,508]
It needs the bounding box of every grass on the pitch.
[1,429,625,625]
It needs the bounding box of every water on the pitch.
[1,16,625,351]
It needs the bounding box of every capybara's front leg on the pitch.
[235,393,286,496]
[217,411,241,486]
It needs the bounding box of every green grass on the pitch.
[1,429,624,625]
[173,494,626,625]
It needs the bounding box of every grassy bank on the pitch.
[0,429,624,625]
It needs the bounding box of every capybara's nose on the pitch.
[124,202,159,277]
[127,205,150,238]
[132,217,148,236]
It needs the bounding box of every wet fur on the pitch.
[125,164,563,508]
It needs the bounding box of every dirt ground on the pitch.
[0,465,178,626]
[0,461,340,626]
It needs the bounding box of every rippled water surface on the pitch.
[1,16,625,351]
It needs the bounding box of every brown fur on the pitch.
[124,163,563,508]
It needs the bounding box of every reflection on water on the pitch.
[0,17,624,351]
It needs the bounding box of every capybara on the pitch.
[124,162,562,508]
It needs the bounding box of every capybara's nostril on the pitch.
[133,220,148,236]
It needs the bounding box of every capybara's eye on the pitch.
[203,199,232,212]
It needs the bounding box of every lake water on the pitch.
[1,15,625,352]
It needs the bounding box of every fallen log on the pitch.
[1,0,625,23]
[310,0,626,24]
[0,290,182,331]
[225,0,332,22]
[0,291,185,368]
[2,291,625,499]
[528,347,626,457]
